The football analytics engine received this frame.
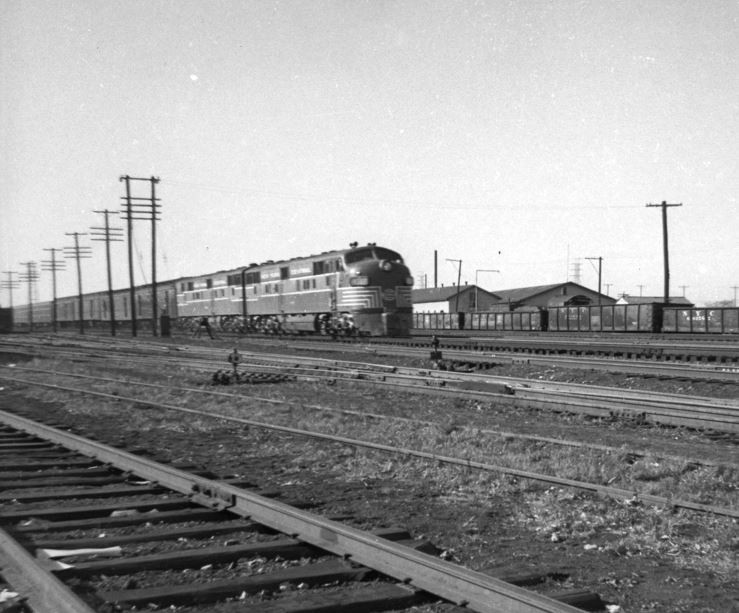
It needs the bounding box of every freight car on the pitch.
[10,243,415,337]
[413,303,739,334]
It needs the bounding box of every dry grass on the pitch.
[6,356,738,594]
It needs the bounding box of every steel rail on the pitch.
[4,335,738,388]
[8,365,735,469]
[0,409,584,613]
[6,338,736,413]
[0,381,735,518]
[3,344,738,433]
[0,526,97,613]
[115,350,739,430]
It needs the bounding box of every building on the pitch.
[412,285,501,313]
[412,281,615,313]
[617,295,694,307]
[489,282,616,311]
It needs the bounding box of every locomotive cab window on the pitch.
[345,248,374,264]
[374,248,403,263]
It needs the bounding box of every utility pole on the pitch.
[679,285,688,298]
[637,284,645,297]
[1,271,19,310]
[91,210,124,336]
[732,286,738,308]
[446,258,462,312]
[475,269,499,311]
[19,262,39,330]
[646,200,682,303]
[64,232,92,334]
[585,256,603,304]
[604,283,612,296]
[41,248,65,332]
[120,175,161,336]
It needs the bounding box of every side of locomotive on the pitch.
[176,243,414,336]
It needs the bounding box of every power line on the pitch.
[585,257,603,303]
[646,200,683,303]
[1,271,19,310]
[64,232,92,335]
[41,248,65,332]
[446,258,462,313]
[91,209,124,336]
[120,175,161,337]
[18,261,39,330]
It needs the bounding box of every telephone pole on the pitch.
[64,232,92,334]
[1,271,19,310]
[446,258,462,312]
[120,175,161,336]
[19,262,39,330]
[41,248,65,332]
[646,200,683,303]
[91,210,124,336]
[585,256,603,304]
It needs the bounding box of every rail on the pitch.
[0,409,584,613]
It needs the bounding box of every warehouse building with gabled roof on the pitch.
[412,282,614,313]
[411,285,501,313]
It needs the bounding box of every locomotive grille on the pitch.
[338,287,382,310]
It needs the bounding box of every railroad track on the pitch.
[3,337,738,433]
[209,330,739,363]
[5,328,739,364]
[273,338,739,382]
[0,409,604,613]
[1,369,736,518]
[4,333,739,382]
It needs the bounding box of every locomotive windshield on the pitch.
[344,248,375,264]
[344,247,404,265]
[373,247,403,263]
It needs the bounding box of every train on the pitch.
[414,303,739,334]
[8,243,415,337]
[7,240,737,337]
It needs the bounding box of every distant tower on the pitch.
[569,259,582,284]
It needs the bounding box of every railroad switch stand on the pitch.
[227,348,241,376]
[430,335,442,360]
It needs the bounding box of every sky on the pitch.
[1,0,737,307]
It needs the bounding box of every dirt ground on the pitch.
[0,346,737,612]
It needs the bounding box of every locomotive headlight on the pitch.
[350,276,370,286]
[405,276,414,286]
[381,260,393,271]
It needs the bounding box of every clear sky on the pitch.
[1,0,737,307]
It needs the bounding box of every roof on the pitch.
[619,295,694,306]
[412,285,499,303]
[490,283,574,304]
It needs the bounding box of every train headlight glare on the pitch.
[405,276,414,286]
[381,260,393,271]
[350,276,370,286]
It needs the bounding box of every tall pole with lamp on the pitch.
[475,269,499,312]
